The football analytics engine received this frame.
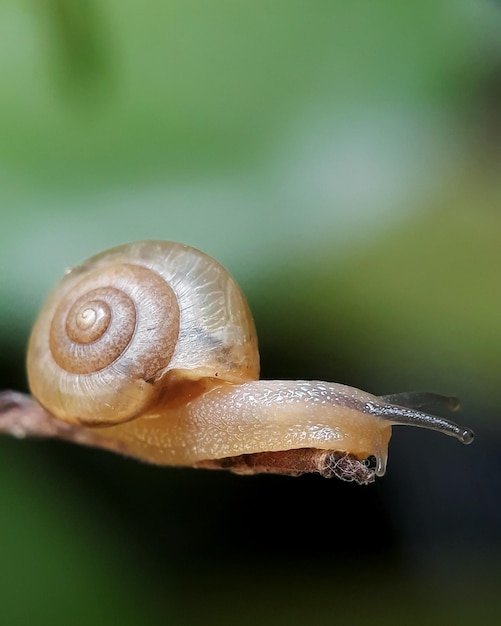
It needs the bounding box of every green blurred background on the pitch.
[1,1,500,624]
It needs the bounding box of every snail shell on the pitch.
[28,241,258,425]
[24,240,474,483]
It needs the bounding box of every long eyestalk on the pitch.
[373,392,474,444]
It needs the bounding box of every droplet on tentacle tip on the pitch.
[375,453,387,478]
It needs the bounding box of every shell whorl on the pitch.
[27,241,259,425]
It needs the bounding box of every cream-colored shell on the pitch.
[27,241,259,425]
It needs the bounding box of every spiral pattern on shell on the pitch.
[27,241,259,425]
[49,265,179,379]
[50,286,135,374]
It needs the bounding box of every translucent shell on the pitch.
[27,241,259,425]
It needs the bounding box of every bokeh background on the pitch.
[1,1,500,624]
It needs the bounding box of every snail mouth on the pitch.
[195,448,376,485]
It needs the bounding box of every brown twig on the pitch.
[0,390,124,455]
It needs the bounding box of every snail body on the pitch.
[23,240,474,484]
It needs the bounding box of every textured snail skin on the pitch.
[90,380,392,479]
[20,240,474,483]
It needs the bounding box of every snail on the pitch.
[0,240,474,484]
